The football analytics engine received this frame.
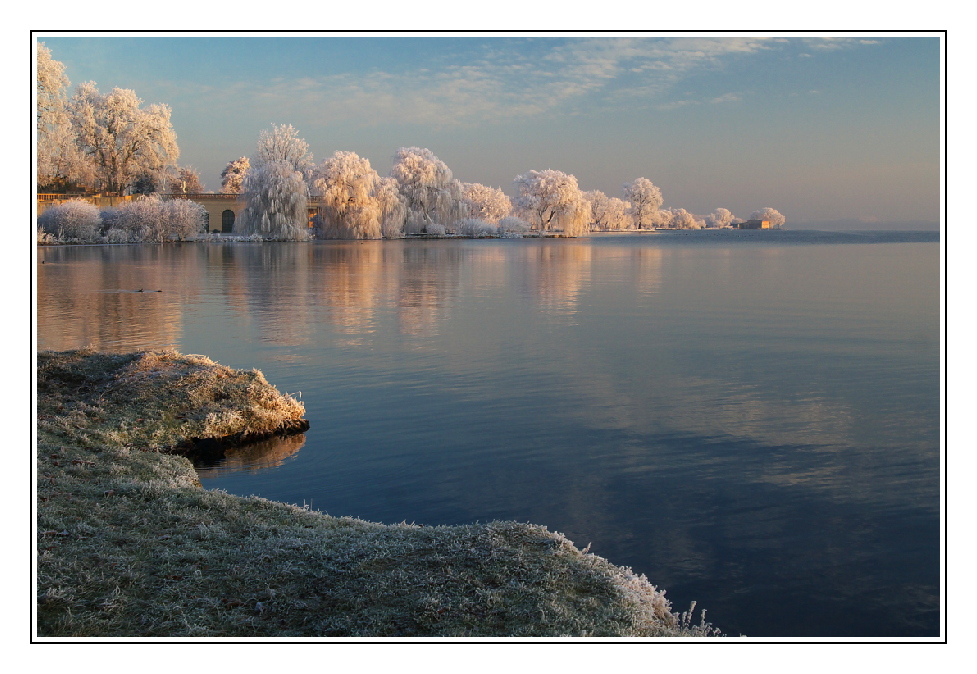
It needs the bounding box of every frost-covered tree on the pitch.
[749,207,786,227]
[36,42,75,190]
[237,125,312,240]
[375,176,407,239]
[220,157,250,193]
[623,178,664,229]
[69,82,179,194]
[660,207,701,229]
[37,199,102,241]
[513,169,590,237]
[254,124,313,175]
[705,208,735,228]
[390,147,466,233]
[312,151,384,240]
[170,166,204,194]
[237,162,309,240]
[585,190,632,231]
[463,183,512,224]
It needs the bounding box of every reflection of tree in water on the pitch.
[230,244,316,347]
[37,246,194,351]
[313,242,391,345]
[396,244,463,338]
[515,242,592,318]
[194,432,306,479]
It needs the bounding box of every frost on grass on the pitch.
[36,348,721,638]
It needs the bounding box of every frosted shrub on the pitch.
[457,218,496,238]
[497,216,530,236]
[37,199,102,242]
[425,223,447,236]
[102,227,135,244]
[111,195,167,242]
[165,198,206,240]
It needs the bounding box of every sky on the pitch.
[37,33,942,228]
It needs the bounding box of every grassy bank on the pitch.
[36,348,720,637]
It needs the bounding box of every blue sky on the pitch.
[38,33,942,226]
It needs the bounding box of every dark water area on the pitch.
[36,230,942,637]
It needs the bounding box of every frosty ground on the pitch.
[36,348,720,637]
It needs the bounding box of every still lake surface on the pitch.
[36,230,942,637]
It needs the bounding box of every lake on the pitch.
[36,230,942,637]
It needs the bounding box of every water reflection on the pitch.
[36,233,941,637]
[194,433,307,479]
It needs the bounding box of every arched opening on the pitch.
[222,209,235,233]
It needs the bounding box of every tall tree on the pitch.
[254,124,313,174]
[513,169,590,237]
[70,82,179,194]
[311,151,384,239]
[237,125,311,239]
[36,42,77,190]
[622,178,663,229]
[390,147,466,233]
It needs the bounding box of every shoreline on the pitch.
[36,348,719,638]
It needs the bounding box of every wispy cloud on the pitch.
[182,37,877,129]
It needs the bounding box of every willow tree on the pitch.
[312,151,384,239]
[390,147,466,233]
[236,125,312,240]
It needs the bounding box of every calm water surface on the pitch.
[36,230,942,637]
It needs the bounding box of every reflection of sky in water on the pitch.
[36,231,941,637]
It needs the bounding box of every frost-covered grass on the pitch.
[36,348,721,638]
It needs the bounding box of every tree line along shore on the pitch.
[36,348,721,637]
[37,43,784,245]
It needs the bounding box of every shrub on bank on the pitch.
[37,199,103,242]
[105,195,206,243]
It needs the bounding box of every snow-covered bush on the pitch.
[425,223,447,236]
[37,199,102,241]
[102,227,136,244]
[110,195,167,242]
[457,218,496,238]
[497,216,531,236]
[106,194,205,242]
[165,198,207,240]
